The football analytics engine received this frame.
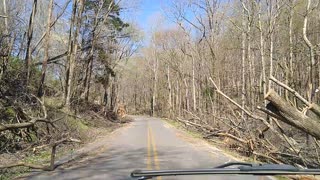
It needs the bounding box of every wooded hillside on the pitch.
[0,0,138,175]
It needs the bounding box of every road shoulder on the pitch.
[17,120,133,179]
[161,118,278,180]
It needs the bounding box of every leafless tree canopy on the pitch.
[1,0,320,172]
[118,0,320,168]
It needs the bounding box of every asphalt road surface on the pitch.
[27,116,271,180]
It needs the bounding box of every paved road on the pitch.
[27,116,270,180]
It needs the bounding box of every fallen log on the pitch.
[205,132,247,144]
[265,89,320,139]
[209,77,299,148]
[176,117,217,132]
[270,76,320,117]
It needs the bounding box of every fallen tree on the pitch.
[0,95,64,132]
[0,94,80,171]
[265,89,320,139]
[169,77,320,167]
[270,76,320,117]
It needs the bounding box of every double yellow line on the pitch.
[147,123,162,180]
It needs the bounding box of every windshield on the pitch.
[1,0,320,180]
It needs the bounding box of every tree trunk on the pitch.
[303,0,316,102]
[183,78,190,112]
[151,53,158,116]
[38,0,54,98]
[241,7,246,117]
[111,76,118,112]
[192,54,197,112]
[65,0,84,107]
[258,1,267,105]
[64,0,77,104]
[83,54,93,101]
[265,89,320,139]
[24,0,38,88]
[268,2,274,91]
[289,0,295,90]
[0,0,8,79]
[167,65,172,114]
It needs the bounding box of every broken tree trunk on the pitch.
[265,89,320,139]
[270,76,320,117]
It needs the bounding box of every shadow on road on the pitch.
[22,146,184,180]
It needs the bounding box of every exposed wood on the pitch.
[176,117,217,132]
[257,105,286,122]
[207,132,247,144]
[209,77,264,122]
[270,76,320,117]
[0,117,58,132]
[265,89,320,139]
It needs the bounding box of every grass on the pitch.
[0,168,29,180]
[0,146,79,180]
[25,150,52,164]
[44,96,64,108]
[0,149,51,180]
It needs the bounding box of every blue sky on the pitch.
[130,0,174,44]
[137,0,167,33]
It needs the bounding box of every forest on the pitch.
[119,0,320,168]
[1,0,320,178]
[0,0,139,176]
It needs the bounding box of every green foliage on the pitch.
[202,86,213,98]
[7,57,24,71]
[84,0,129,33]
[24,150,51,164]
[1,56,42,95]
[109,16,129,32]
[85,0,119,12]
[66,116,89,131]
[0,167,29,180]
[5,107,15,117]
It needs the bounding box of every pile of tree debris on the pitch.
[176,76,320,168]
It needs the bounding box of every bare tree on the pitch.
[37,0,54,98]
[24,0,38,88]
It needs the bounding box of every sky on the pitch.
[137,0,165,32]
[122,0,175,45]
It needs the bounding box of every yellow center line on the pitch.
[147,127,152,170]
[150,128,162,180]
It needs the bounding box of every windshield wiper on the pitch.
[131,162,320,180]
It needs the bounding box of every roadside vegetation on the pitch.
[0,0,137,178]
